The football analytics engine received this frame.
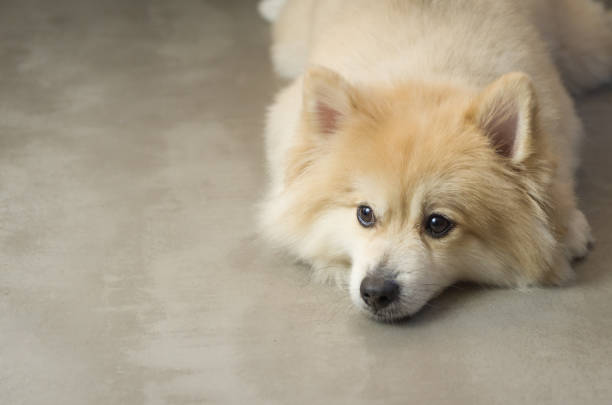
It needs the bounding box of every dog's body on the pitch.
[260,0,612,321]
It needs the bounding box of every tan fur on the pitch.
[259,0,610,320]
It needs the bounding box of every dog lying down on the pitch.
[258,0,612,321]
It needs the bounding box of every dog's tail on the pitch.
[258,0,287,22]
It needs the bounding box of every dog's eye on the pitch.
[357,205,376,228]
[425,214,453,238]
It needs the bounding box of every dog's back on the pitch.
[269,0,611,92]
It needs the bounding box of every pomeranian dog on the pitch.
[259,0,612,321]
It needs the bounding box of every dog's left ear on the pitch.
[302,66,356,135]
[469,73,540,164]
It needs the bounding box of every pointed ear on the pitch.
[302,66,356,135]
[469,73,539,164]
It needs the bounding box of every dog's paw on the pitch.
[565,209,593,261]
[544,255,576,286]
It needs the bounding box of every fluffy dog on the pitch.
[259,0,612,321]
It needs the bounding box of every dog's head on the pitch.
[264,67,564,321]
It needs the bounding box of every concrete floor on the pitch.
[1,1,611,404]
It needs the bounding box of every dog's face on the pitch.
[264,67,561,321]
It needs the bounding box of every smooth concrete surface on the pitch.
[1,1,611,404]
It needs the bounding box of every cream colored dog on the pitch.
[259,0,612,321]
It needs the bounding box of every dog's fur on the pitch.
[259,0,612,321]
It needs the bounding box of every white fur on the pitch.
[257,0,287,22]
[565,209,594,260]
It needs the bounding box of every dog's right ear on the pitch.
[468,72,541,165]
[302,66,356,135]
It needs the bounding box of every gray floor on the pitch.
[1,1,612,404]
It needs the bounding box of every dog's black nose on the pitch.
[360,276,400,310]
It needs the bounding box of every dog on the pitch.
[258,0,612,321]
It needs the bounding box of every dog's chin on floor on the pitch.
[349,281,481,324]
[306,262,461,323]
[361,306,414,324]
